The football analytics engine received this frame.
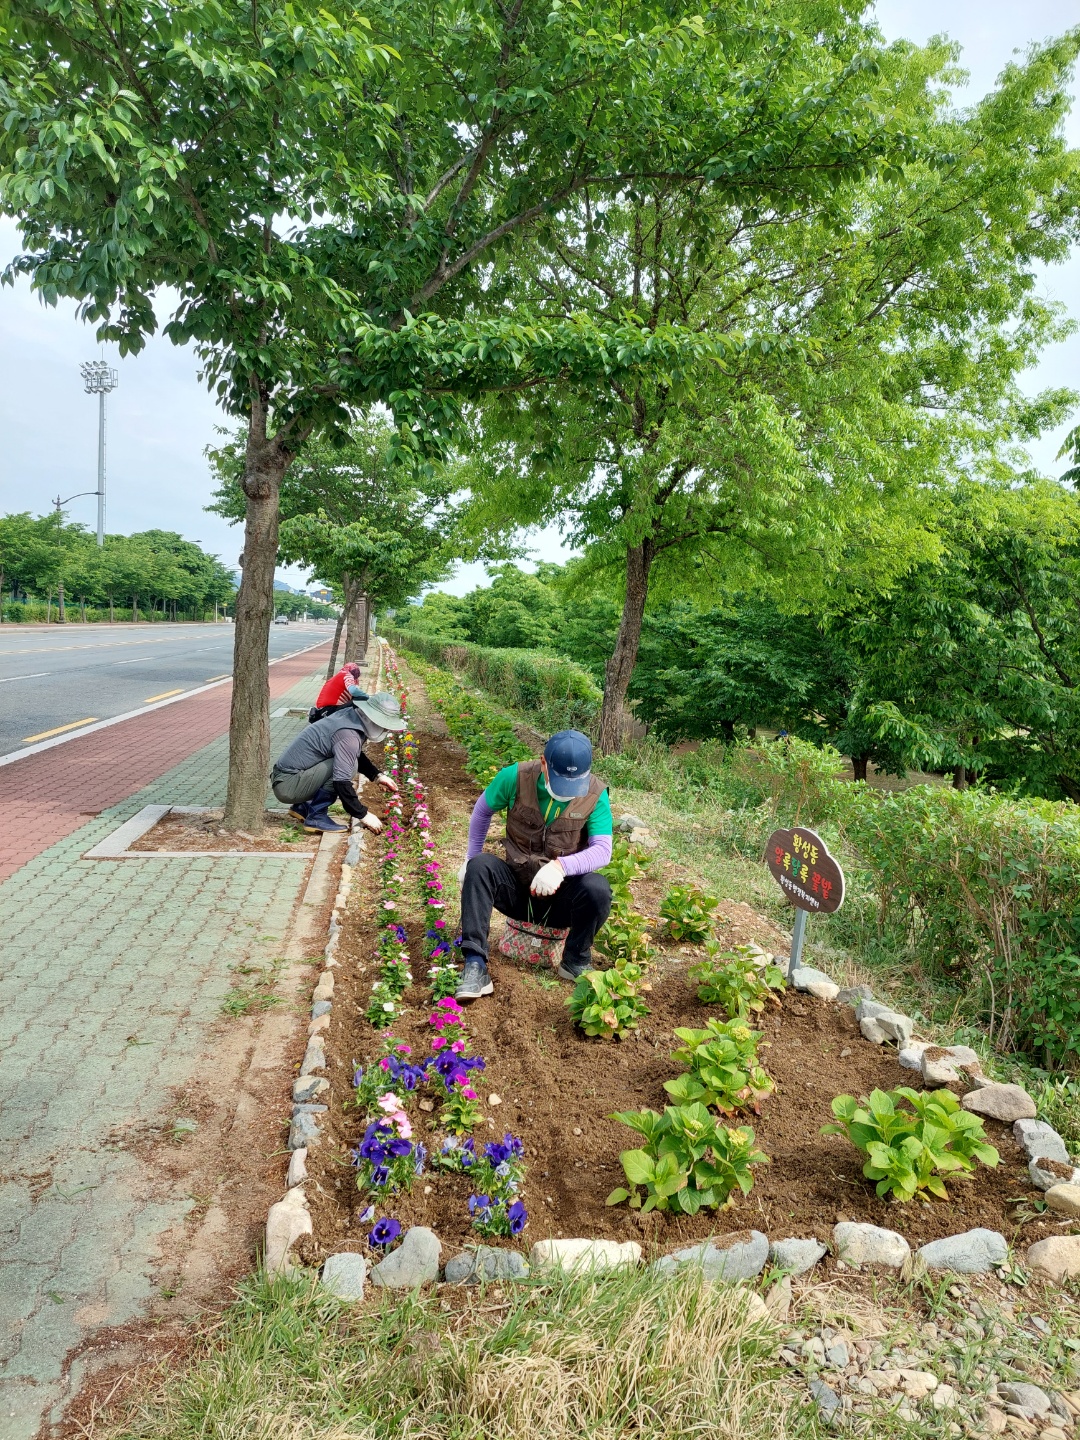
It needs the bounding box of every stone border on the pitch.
[82,803,314,860]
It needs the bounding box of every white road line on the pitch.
[0,672,50,683]
[0,638,330,767]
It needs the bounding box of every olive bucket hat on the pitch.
[347,687,408,732]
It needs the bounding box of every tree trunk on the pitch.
[224,403,289,833]
[343,579,365,666]
[598,541,654,754]
[852,754,870,782]
[132,594,138,622]
[108,593,115,623]
[0,567,4,623]
[952,765,968,790]
[46,589,53,623]
[326,607,346,678]
[361,593,371,658]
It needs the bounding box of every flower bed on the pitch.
[298,654,1066,1270]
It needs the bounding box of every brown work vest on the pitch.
[503,760,607,884]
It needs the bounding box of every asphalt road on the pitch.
[0,621,334,759]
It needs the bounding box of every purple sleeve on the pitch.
[558,833,612,877]
[467,796,495,859]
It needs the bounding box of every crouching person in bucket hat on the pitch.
[455,729,613,999]
[271,689,406,834]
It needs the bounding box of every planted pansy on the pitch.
[369,1217,402,1247]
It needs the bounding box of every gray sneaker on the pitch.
[557,959,592,983]
[456,958,494,999]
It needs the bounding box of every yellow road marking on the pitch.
[24,717,98,743]
[143,688,185,703]
[204,673,231,682]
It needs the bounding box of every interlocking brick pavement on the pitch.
[0,642,330,882]
[0,653,334,1440]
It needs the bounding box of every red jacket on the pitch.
[315,666,360,709]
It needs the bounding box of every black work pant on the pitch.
[460,852,613,968]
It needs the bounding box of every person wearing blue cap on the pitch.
[455,729,613,999]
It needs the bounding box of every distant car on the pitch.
[273,615,289,625]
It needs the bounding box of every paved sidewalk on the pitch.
[0,654,333,1439]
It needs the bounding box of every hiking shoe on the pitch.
[287,804,309,823]
[302,814,348,833]
[557,959,592,983]
[456,958,494,999]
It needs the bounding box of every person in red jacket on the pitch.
[315,662,361,710]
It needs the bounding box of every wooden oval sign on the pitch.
[766,826,845,914]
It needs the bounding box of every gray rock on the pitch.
[312,973,334,1003]
[369,1226,441,1288]
[768,1237,827,1275]
[791,967,839,1001]
[654,1231,769,1283]
[300,1037,327,1075]
[616,813,647,833]
[1029,1156,1080,1191]
[1013,1119,1070,1165]
[265,1189,311,1274]
[825,1341,849,1369]
[916,1228,1008,1273]
[286,1147,308,1187]
[292,1073,329,1103]
[898,1042,930,1071]
[996,1382,1052,1421]
[833,1222,910,1268]
[809,1379,842,1423]
[962,1083,1036,1123]
[292,1102,328,1114]
[321,1252,368,1301]
[310,999,332,1019]
[443,1246,529,1284]
[921,1044,982,1087]
[855,999,914,1046]
[836,984,875,1005]
[345,837,362,866]
[288,1111,321,1149]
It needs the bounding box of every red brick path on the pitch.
[0,644,331,882]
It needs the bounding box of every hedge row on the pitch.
[383,628,602,735]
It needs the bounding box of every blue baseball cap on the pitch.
[543,730,593,799]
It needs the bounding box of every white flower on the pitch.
[382,1002,395,1012]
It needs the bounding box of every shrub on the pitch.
[838,785,1080,1068]
[822,1087,999,1202]
[385,628,602,734]
[567,961,651,1040]
[406,653,531,784]
[689,944,787,1018]
[663,1018,774,1113]
[659,884,719,944]
[607,1102,768,1214]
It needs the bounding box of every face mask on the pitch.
[364,721,388,743]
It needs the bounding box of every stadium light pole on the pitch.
[79,360,118,546]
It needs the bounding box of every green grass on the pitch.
[102,1266,808,1440]
[220,958,287,1017]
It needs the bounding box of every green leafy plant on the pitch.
[689,943,786,1017]
[663,1017,775,1113]
[607,1102,768,1214]
[567,960,651,1040]
[596,836,655,966]
[659,884,720,944]
[822,1087,1000,1201]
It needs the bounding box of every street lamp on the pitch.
[80,360,118,546]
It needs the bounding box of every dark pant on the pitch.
[460,852,613,968]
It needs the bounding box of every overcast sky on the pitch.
[1,0,1077,596]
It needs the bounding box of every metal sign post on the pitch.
[764,825,846,979]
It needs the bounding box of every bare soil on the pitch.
[305,681,1062,1268]
[130,809,319,854]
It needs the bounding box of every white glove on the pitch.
[376,772,398,792]
[531,859,564,896]
[360,812,383,834]
[457,860,469,885]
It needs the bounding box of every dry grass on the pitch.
[100,1266,811,1440]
